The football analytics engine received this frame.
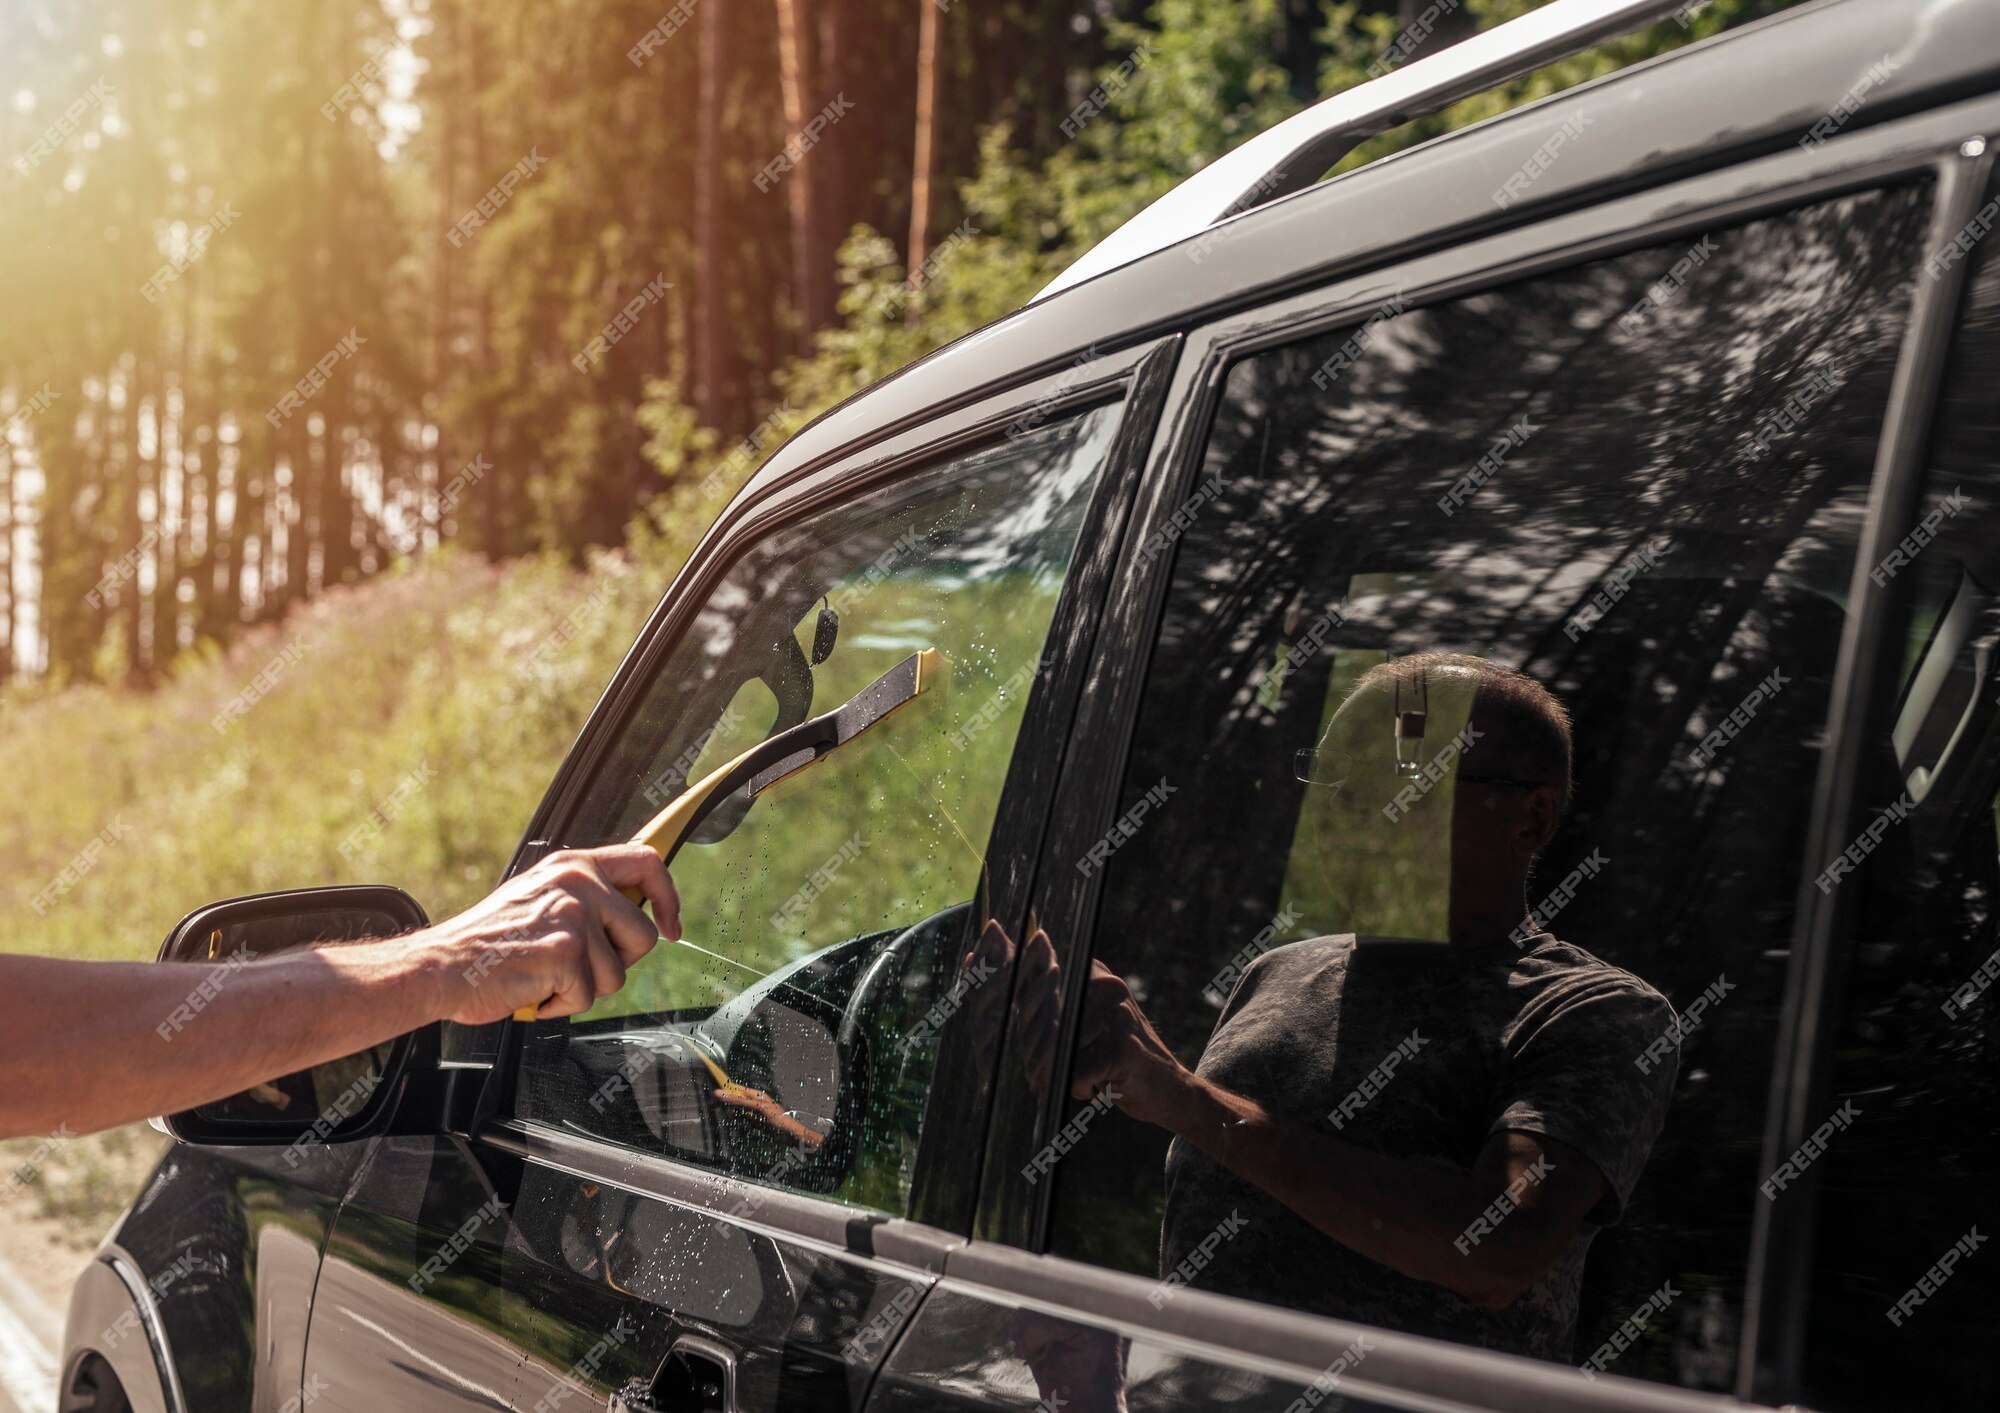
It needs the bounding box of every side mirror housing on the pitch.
[154,885,431,1147]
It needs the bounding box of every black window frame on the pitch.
[454,336,1182,1249]
[972,91,2000,1413]
[1784,163,2000,1407]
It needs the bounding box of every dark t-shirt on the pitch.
[1159,932,1678,1361]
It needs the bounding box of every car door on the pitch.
[301,342,1175,1413]
[301,1130,529,1413]
[1787,163,2000,1413]
[865,85,1997,1413]
[107,1050,392,1413]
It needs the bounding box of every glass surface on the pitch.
[515,405,1121,1217]
[1797,179,2000,1412]
[1029,184,1933,1388]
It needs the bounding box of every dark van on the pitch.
[64,1,2000,1409]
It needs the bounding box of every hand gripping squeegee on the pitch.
[513,648,945,1021]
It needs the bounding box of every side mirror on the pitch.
[154,885,430,1147]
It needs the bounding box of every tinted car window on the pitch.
[1029,185,1932,1388]
[1797,187,2000,1411]
[516,405,1121,1217]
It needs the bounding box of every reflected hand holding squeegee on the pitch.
[512,648,946,1021]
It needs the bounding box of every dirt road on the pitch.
[0,1190,89,1413]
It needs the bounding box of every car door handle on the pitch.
[612,1335,738,1413]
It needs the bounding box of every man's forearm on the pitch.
[0,844,677,1142]
[0,939,456,1140]
[1165,1076,1524,1304]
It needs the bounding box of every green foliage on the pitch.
[1319,0,1803,174]
[634,182,1054,499]
[1051,0,1300,245]
[0,547,680,963]
[631,0,1305,498]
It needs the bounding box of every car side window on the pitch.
[1797,185,2000,1412]
[515,404,1121,1218]
[1027,184,1934,1388]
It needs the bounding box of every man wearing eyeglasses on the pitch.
[1009,653,1677,1362]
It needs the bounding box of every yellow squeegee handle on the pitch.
[512,648,944,1021]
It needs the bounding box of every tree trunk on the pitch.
[774,0,834,349]
[118,361,147,683]
[462,10,503,558]
[695,0,730,428]
[426,0,462,555]
[1395,0,1477,64]
[283,24,318,610]
[817,0,852,279]
[906,0,941,310]
[0,412,12,684]
[157,273,195,663]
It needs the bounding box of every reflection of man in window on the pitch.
[1015,654,1678,1360]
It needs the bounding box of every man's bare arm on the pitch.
[1025,931,1605,1308]
[0,844,679,1140]
[1162,1082,1604,1308]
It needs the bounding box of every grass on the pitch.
[0,1123,171,1243]
[4,546,685,963]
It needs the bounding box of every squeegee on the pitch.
[513,648,944,1021]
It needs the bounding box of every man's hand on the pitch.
[1012,923,1062,1097]
[1014,927,1195,1129]
[424,843,680,1024]
[959,918,1019,1061]
[1068,953,1196,1128]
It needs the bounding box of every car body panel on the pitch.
[486,1122,949,1413]
[77,1142,366,1413]
[874,1247,1755,1413]
[63,1254,175,1413]
[300,1135,524,1413]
